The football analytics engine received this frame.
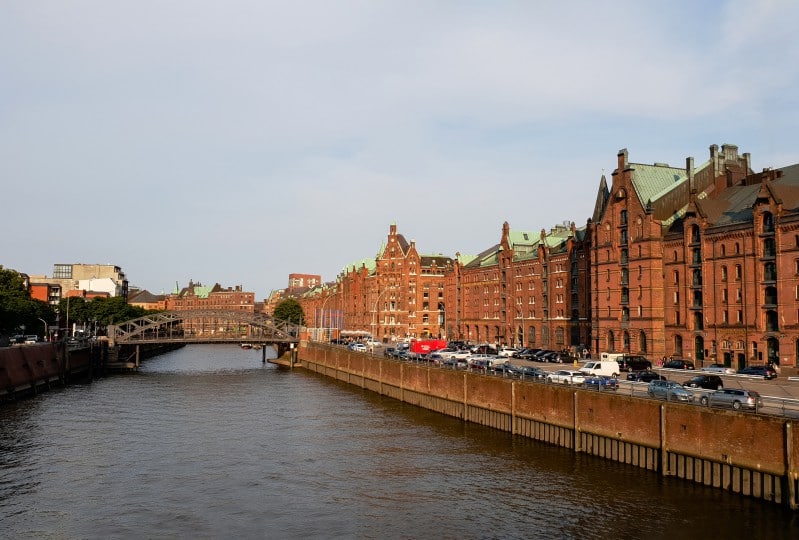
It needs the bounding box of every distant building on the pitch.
[128,289,167,311]
[27,263,129,305]
[166,280,255,313]
[297,224,453,342]
[288,273,321,292]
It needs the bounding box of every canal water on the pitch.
[1,345,798,539]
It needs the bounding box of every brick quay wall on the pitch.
[0,342,94,400]
[299,341,799,510]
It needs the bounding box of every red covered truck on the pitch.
[409,339,447,354]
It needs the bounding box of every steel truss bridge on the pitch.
[108,310,300,348]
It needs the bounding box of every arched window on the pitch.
[529,326,536,344]
[639,331,647,354]
[721,244,726,256]
[607,330,615,352]
[675,335,683,356]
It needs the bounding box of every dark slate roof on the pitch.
[463,244,501,269]
[129,290,163,303]
[697,163,799,227]
[420,255,453,268]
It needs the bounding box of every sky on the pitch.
[2,1,799,300]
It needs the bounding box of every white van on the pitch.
[579,360,620,378]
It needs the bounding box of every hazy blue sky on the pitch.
[2,1,798,300]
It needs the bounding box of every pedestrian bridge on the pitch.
[107,310,300,348]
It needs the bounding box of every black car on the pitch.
[616,355,652,372]
[663,359,695,370]
[682,374,723,390]
[738,365,778,380]
[505,365,546,379]
[627,370,666,383]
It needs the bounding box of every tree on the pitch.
[0,265,56,336]
[273,298,305,326]
[57,295,149,332]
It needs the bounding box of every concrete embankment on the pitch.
[0,342,94,400]
[298,341,799,510]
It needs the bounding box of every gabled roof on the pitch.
[629,162,689,206]
[463,244,501,268]
[129,290,163,303]
[696,163,799,227]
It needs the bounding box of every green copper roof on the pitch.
[629,162,687,206]
[193,286,212,299]
[342,257,376,275]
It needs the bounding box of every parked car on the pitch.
[662,359,695,370]
[471,344,498,355]
[541,351,569,364]
[682,375,724,390]
[616,355,652,372]
[498,348,520,358]
[514,348,543,360]
[700,363,737,375]
[738,365,778,380]
[505,365,546,380]
[583,376,619,391]
[349,343,367,352]
[699,389,763,411]
[384,347,396,358]
[442,357,468,369]
[627,370,666,383]
[647,380,694,402]
[546,370,586,385]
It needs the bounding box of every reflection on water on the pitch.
[1,344,797,539]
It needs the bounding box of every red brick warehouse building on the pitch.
[590,144,799,370]
[443,221,591,350]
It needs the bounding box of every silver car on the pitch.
[700,363,737,375]
[699,389,762,411]
[647,380,694,402]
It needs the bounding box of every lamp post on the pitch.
[37,318,48,342]
[320,290,341,342]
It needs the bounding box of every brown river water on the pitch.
[1,344,797,539]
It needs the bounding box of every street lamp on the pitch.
[320,290,341,342]
[38,318,48,342]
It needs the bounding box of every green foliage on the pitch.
[273,298,305,326]
[0,265,56,335]
[57,295,149,328]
